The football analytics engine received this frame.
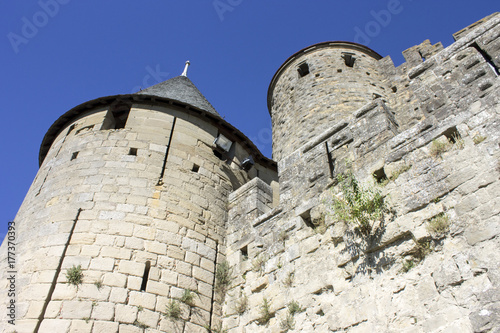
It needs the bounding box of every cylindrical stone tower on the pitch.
[2,74,276,332]
[268,41,385,161]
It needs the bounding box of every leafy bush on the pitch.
[332,171,386,233]
[66,265,83,287]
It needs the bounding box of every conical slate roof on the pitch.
[137,76,219,116]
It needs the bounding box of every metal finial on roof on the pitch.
[181,61,190,77]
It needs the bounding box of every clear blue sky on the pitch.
[0,1,497,241]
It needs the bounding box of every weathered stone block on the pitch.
[115,304,138,324]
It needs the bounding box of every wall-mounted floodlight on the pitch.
[213,134,233,153]
[240,156,255,171]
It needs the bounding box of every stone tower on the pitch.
[1,71,277,332]
[268,42,386,162]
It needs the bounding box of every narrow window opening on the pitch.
[366,72,371,76]
[315,73,320,77]
[140,261,151,292]
[213,149,224,160]
[192,164,200,173]
[471,42,500,76]
[325,142,334,178]
[442,126,461,143]
[297,62,310,77]
[337,69,342,73]
[240,246,248,260]
[342,53,356,67]
[67,124,76,135]
[71,152,79,161]
[391,86,397,93]
[373,167,388,184]
[128,148,138,156]
[102,103,131,130]
[300,210,315,229]
[418,50,426,62]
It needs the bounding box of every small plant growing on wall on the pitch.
[236,294,248,314]
[280,313,295,332]
[66,265,83,287]
[258,298,272,325]
[180,289,197,307]
[332,171,386,234]
[278,230,288,244]
[215,261,232,294]
[283,271,295,288]
[426,213,451,235]
[133,320,148,329]
[252,255,266,273]
[287,300,304,315]
[166,300,181,320]
[430,139,451,157]
[94,280,102,290]
[401,259,416,273]
[388,164,412,182]
[280,301,304,331]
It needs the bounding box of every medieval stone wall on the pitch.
[223,13,500,333]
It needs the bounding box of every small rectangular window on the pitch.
[240,246,248,260]
[297,62,310,77]
[128,148,138,156]
[342,52,356,67]
[373,167,387,184]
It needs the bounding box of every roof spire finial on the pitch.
[181,60,190,77]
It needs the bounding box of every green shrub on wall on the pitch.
[332,171,386,234]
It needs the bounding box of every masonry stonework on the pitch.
[1,12,499,333]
